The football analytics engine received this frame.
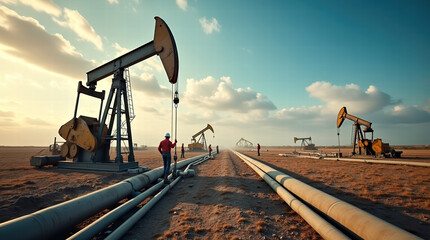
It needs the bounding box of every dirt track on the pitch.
[123,150,320,240]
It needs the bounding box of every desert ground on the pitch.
[0,146,429,239]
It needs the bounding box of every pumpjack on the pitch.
[294,137,317,150]
[337,106,401,157]
[57,17,179,171]
[236,138,253,148]
[188,124,214,151]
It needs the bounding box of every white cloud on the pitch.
[132,73,171,98]
[140,106,162,116]
[272,81,430,128]
[274,106,324,121]
[0,6,94,79]
[113,42,130,57]
[25,117,53,126]
[199,17,221,35]
[180,111,221,125]
[0,110,15,117]
[143,57,164,72]
[382,105,430,124]
[54,8,103,51]
[1,0,62,17]
[306,81,395,114]
[107,0,119,4]
[176,0,187,11]
[183,76,276,113]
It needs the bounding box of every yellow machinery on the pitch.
[236,138,253,148]
[294,137,317,150]
[188,124,214,151]
[337,107,401,157]
[57,17,179,171]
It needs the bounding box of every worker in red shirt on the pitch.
[158,133,177,184]
[257,143,261,156]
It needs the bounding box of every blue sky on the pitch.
[0,0,429,147]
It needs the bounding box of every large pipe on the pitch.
[0,154,207,240]
[235,151,421,240]
[324,157,430,167]
[68,177,168,240]
[105,171,183,240]
[232,151,350,240]
[279,154,430,167]
[69,154,213,240]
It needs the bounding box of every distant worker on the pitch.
[257,143,261,156]
[216,145,219,154]
[158,133,177,184]
[181,143,185,158]
[208,144,212,157]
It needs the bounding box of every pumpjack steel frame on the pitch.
[58,17,178,171]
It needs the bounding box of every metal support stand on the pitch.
[99,68,135,164]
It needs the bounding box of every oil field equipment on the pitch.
[48,137,64,155]
[337,106,401,157]
[57,17,179,171]
[188,124,214,151]
[294,137,317,150]
[236,137,254,148]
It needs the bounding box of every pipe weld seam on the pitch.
[327,201,342,215]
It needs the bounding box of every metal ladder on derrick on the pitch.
[111,68,136,156]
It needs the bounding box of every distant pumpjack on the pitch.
[236,138,254,148]
[294,137,317,150]
[188,124,214,151]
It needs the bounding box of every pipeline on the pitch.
[105,154,215,239]
[105,169,183,240]
[324,157,430,167]
[0,154,207,240]
[236,151,421,240]
[68,176,169,240]
[232,150,350,240]
[279,154,430,167]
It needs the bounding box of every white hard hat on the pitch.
[165,133,170,137]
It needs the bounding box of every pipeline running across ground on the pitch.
[233,150,422,240]
[0,153,214,240]
[279,153,430,167]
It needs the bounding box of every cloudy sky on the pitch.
[0,0,429,148]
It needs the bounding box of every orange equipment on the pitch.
[337,106,400,157]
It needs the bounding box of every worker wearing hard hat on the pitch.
[158,133,177,184]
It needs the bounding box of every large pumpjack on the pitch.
[337,107,401,158]
[57,17,179,171]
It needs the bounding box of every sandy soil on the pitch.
[0,146,429,239]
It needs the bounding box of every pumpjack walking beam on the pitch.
[86,17,178,87]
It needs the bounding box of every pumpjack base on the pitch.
[57,161,139,172]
